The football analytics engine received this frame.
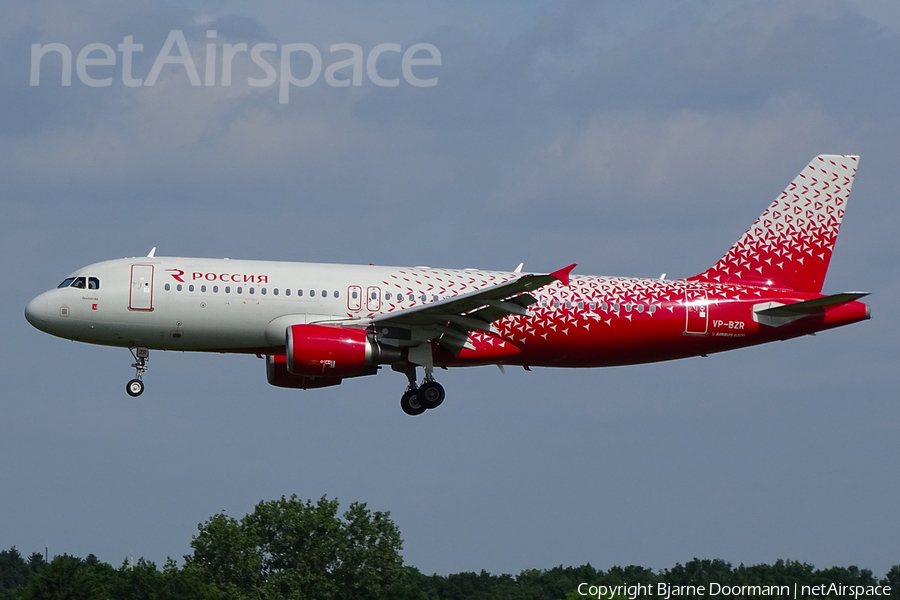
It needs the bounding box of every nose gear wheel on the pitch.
[126,378,144,397]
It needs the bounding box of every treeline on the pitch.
[1,496,897,600]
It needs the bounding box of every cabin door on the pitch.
[129,265,154,311]
[684,287,708,336]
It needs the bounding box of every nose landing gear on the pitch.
[126,347,149,397]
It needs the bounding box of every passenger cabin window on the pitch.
[58,277,75,288]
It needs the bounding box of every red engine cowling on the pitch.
[266,354,343,389]
[286,324,378,379]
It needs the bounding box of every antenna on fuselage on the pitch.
[147,247,156,258]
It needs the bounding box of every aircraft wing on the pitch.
[332,264,575,353]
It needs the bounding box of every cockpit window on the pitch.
[58,277,75,288]
[88,277,100,290]
[70,277,86,289]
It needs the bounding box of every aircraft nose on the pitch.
[25,293,50,329]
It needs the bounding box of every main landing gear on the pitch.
[126,347,149,397]
[396,365,445,416]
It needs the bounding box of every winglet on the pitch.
[147,247,156,258]
[550,264,577,286]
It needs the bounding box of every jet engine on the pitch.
[265,354,343,389]
[285,324,400,379]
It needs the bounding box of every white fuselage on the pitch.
[25,256,520,353]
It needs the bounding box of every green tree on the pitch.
[158,559,225,600]
[882,565,900,600]
[185,495,406,600]
[663,558,734,588]
[184,511,261,595]
[732,559,815,590]
[21,554,115,600]
[110,557,165,600]
[1,548,31,597]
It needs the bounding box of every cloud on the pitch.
[5,0,899,267]
[508,94,834,209]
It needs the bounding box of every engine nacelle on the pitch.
[266,354,343,389]
[286,324,399,379]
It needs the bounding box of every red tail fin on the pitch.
[690,155,859,293]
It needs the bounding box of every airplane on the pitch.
[25,155,870,415]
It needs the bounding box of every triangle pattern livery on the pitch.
[25,155,870,415]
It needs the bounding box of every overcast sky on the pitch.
[2,0,898,577]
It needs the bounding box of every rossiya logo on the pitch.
[30,30,441,104]
[166,269,269,284]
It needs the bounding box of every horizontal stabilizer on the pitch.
[754,292,868,327]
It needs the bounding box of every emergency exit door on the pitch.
[366,286,381,312]
[129,265,154,310]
